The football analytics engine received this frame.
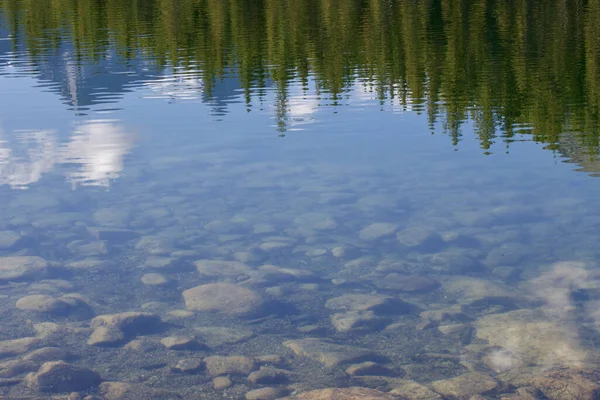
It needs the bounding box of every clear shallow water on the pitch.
[1,1,600,399]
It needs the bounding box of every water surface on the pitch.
[1,1,600,399]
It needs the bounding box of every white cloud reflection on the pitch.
[0,120,133,189]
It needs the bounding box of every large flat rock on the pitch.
[0,257,47,282]
[183,283,264,316]
[283,338,379,367]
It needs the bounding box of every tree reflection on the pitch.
[1,0,599,155]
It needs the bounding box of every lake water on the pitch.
[1,1,600,399]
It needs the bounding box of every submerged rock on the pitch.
[283,338,379,367]
[325,293,415,315]
[141,273,169,286]
[90,312,162,334]
[389,381,442,400]
[25,361,101,392]
[431,372,498,399]
[331,310,390,333]
[160,336,206,351]
[248,366,290,384]
[475,309,588,367]
[345,362,397,377]
[0,256,47,282]
[212,376,233,389]
[89,312,162,346]
[100,381,180,399]
[204,355,256,377]
[396,227,443,250]
[16,295,72,315]
[23,347,70,363]
[359,223,398,241]
[172,358,204,373]
[281,387,397,399]
[87,327,125,347]
[0,231,23,249]
[498,367,600,400]
[0,338,41,359]
[0,359,38,378]
[183,283,265,316]
[246,387,289,400]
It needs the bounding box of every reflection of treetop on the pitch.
[2,0,600,150]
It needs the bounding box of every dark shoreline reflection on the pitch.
[1,0,600,162]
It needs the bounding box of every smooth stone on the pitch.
[0,360,38,378]
[194,326,255,347]
[419,305,472,323]
[195,259,252,277]
[0,338,41,358]
[281,387,398,399]
[257,264,315,282]
[475,309,587,367]
[359,223,398,241]
[345,362,396,377]
[23,347,70,362]
[0,256,47,281]
[331,311,389,333]
[65,259,110,270]
[344,256,376,269]
[325,294,415,314]
[67,240,108,256]
[25,361,101,393]
[0,231,22,249]
[141,273,169,286]
[421,248,478,273]
[246,387,288,400]
[141,256,177,270]
[389,381,442,400]
[87,327,125,347]
[123,338,161,352]
[247,366,290,384]
[99,381,180,399]
[90,312,162,335]
[33,323,91,339]
[166,310,195,319]
[213,376,233,389]
[160,336,205,351]
[372,274,439,292]
[283,338,378,367]
[204,356,256,377]
[135,236,174,255]
[260,241,291,251]
[499,367,600,400]
[431,372,498,399]
[256,355,286,366]
[396,227,443,250]
[172,358,204,373]
[183,283,265,316]
[441,276,525,303]
[29,279,74,293]
[16,295,71,315]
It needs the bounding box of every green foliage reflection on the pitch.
[1,0,600,153]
